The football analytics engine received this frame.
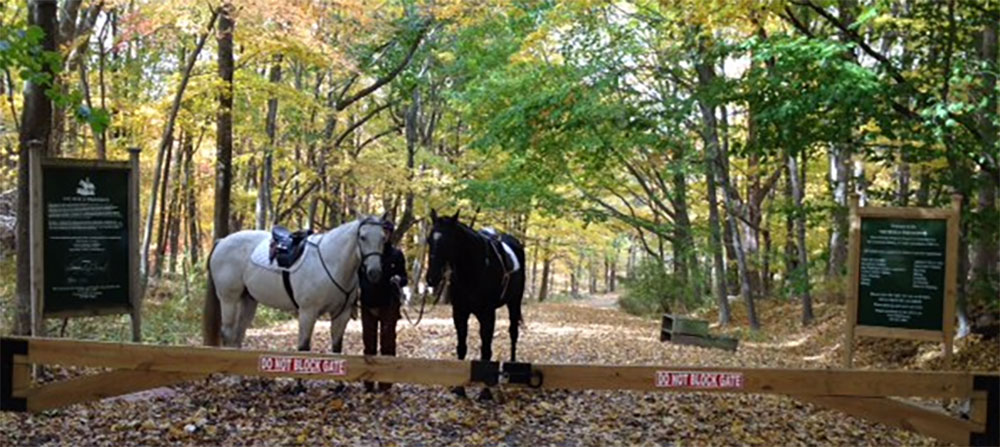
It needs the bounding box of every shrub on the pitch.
[619,259,707,317]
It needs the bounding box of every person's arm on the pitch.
[392,249,408,287]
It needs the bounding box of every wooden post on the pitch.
[128,147,142,342]
[942,194,961,370]
[844,194,860,368]
[28,142,45,339]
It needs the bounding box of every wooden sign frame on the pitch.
[844,194,961,368]
[28,144,142,342]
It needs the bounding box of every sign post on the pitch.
[28,146,142,341]
[844,194,961,368]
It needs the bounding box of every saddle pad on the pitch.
[249,236,313,273]
[500,241,521,273]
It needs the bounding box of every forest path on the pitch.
[0,300,941,446]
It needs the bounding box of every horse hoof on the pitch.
[477,388,494,401]
[451,386,467,398]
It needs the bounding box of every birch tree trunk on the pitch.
[695,55,731,324]
[827,144,849,277]
[788,152,813,325]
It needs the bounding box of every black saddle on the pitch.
[269,226,313,268]
[482,232,516,273]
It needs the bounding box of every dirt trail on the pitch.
[572,292,620,310]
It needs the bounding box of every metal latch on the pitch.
[470,361,543,388]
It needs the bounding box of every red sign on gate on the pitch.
[258,355,347,375]
[655,371,744,389]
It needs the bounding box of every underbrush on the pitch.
[0,257,292,344]
[618,259,708,317]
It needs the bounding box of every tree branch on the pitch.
[333,100,396,149]
[335,26,427,111]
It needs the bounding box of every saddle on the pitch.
[480,229,519,274]
[269,226,313,268]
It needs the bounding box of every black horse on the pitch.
[426,209,526,398]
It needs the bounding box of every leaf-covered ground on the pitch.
[2,297,995,446]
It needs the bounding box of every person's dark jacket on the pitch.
[359,244,407,308]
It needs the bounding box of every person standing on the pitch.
[358,220,407,392]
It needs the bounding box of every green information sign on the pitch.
[857,218,947,331]
[42,165,131,314]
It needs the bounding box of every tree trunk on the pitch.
[718,115,758,329]
[393,92,421,244]
[915,167,931,206]
[970,20,998,313]
[184,133,200,263]
[671,153,700,300]
[530,243,539,298]
[852,158,868,206]
[827,144,849,277]
[153,132,175,277]
[167,137,185,274]
[788,152,813,325]
[570,261,579,297]
[895,158,910,206]
[141,8,219,281]
[609,248,617,292]
[213,3,234,242]
[785,165,797,284]
[15,0,58,335]
[604,256,611,293]
[695,56,731,324]
[538,255,551,302]
[259,54,281,228]
[761,222,772,298]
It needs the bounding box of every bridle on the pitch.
[355,217,385,265]
[402,226,451,328]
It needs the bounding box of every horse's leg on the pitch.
[477,311,497,401]
[233,292,258,348]
[289,308,320,394]
[330,310,348,354]
[507,276,525,362]
[454,307,469,361]
[329,308,351,393]
[507,303,521,362]
[478,311,496,362]
[219,292,243,348]
[452,306,470,398]
[296,308,320,351]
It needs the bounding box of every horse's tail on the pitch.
[506,234,527,329]
[203,241,222,346]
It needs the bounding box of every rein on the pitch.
[399,268,449,328]
[307,217,384,318]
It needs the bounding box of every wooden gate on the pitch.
[2,336,996,446]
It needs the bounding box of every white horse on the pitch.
[203,216,387,354]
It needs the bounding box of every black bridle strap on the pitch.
[306,218,383,306]
[307,235,354,299]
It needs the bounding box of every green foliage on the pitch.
[619,259,706,317]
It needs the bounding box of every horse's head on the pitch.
[426,208,460,289]
[357,215,388,283]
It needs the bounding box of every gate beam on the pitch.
[2,336,996,446]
